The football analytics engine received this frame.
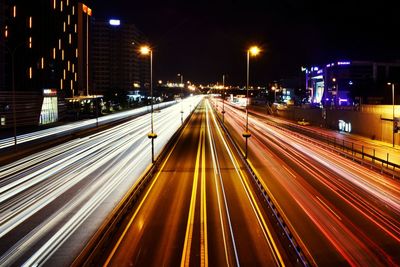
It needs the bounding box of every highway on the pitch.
[249,105,400,166]
[102,99,292,266]
[214,99,400,266]
[0,96,202,266]
[0,101,177,151]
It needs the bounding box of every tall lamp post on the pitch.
[271,86,276,102]
[2,43,23,148]
[222,74,226,123]
[140,45,157,163]
[243,46,260,159]
[178,73,184,124]
[389,83,396,147]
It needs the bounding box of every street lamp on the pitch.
[140,45,157,163]
[388,82,396,147]
[222,74,226,124]
[271,86,277,102]
[1,42,24,148]
[178,73,184,124]
[243,45,260,159]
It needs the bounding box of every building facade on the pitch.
[305,61,400,106]
[0,0,5,93]
[0,0,92,128]
[92,19,149,97]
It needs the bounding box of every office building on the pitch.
[0,0,92,128]
[92,19,149,96]
[305,60,400,105]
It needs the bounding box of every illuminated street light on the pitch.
[271,86,277,103]
[222,74,226,124]
[140,45,151,55]
[249,46,260,56]
[140,45,157,163]
[178,73,184,124]
[388,82,396,147]
[243,45,261,159]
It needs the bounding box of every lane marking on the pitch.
[103,106,198,267]
[282,164,296,178]
[207,101,285,267]
[206,102,239,267]
[201,125,209,267]
[180,119,204,267]
[315,195,342,221]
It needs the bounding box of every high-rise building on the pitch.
[305,60,400,105]
[0,0,6,93]
[77,3,92,97]
[0,0,92,128]
[92,19,149,96]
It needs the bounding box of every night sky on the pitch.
[92,0,399,86]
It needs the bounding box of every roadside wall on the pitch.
[276,105,400,144]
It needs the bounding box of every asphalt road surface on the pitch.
[103,99,290,267]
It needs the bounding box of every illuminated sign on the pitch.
[338,120,351,132]
[43,89,57,96]
[109,19,121,26]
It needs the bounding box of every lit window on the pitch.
[69,33,72,44]
[67,61,70,71]
[13,6,16,18]
[60,79,63,89]
[72,64,74,72]
[53,48,56,59]
[63,69,66,79]
[29,67,32,79]
[41,57,44,69]
[4,26,8,38]
[70,80,73,90]
[75,48,78,58]
[66,0,69,6]
[59,39,61,50]
[63,22,66,32]
[28,37,32,48]
[74,24,77,33]
[62,50,64,60]
[28,17,32,28]
[74,73,77,82]
[72,6,75,15]
[68,15,70,25]
[60,1,63,11]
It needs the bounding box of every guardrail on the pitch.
[72,102,199,267]
[265,119,400,180]
[212,106,311,267]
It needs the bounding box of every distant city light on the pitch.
[337,61,350,65]
[109,19,121,26]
